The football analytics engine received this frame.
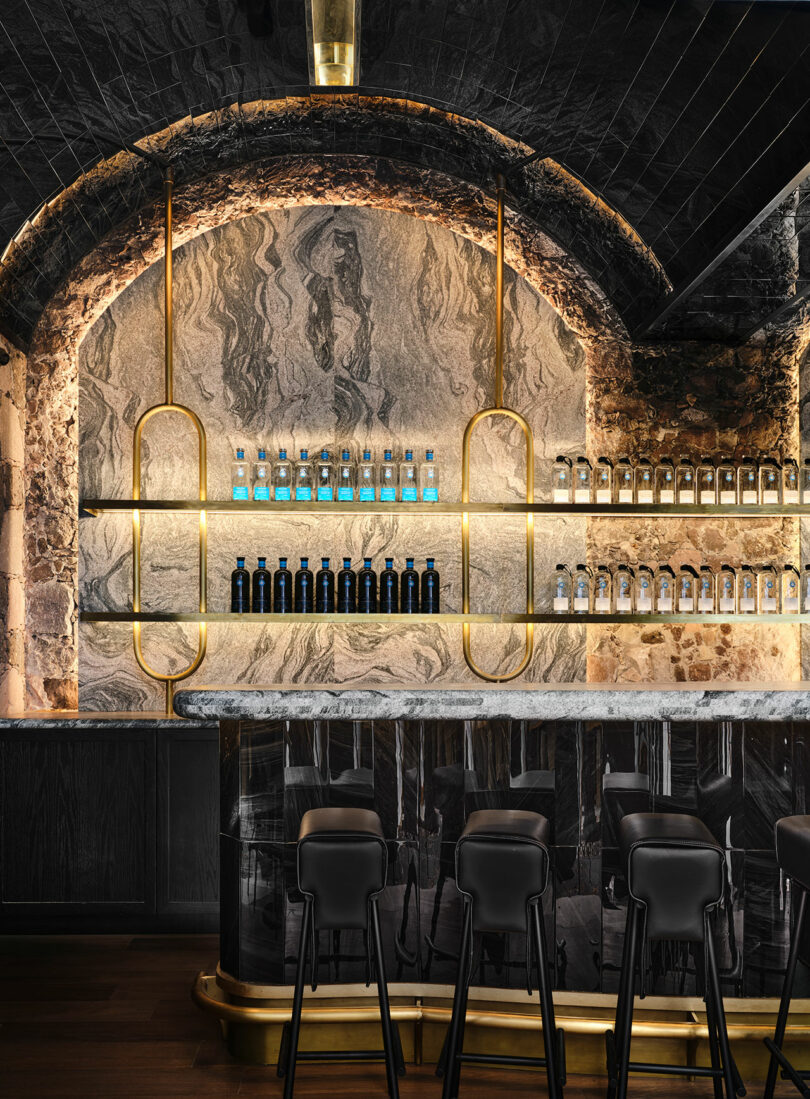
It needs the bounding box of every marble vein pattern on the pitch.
[78,206,587,709]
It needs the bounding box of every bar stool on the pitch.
[277,807,404,1098]
[764,814,810,1097]
[439,809,565,1099]
[606,812,745,1099]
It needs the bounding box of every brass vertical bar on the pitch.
[164,166,174,406]
[494,173,505,410]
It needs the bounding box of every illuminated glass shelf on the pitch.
[79,611,810,624]
[79,499,810,518]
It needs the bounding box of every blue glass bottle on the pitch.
[231,556,250,612]
[251,556,271,612]
[273,557,292,613]
[401,558,419,613]
[421,558,440,613]
[294,558,314,613]
[337,558,356,613]
[358,558,377,613]
[316,558,335,613]
[379,558,399,613]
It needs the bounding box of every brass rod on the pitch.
[84,611,810,624]
[495,172,505,409]
[164,166,174,406]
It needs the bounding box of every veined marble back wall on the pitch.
[78,206,587,710]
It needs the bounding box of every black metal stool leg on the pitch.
[607,894,637,1097]
[765,886,808,1099]
[370,896,400,1099]
[442,901,472,1099]
[283,896,312,1099]
[531,900,562,1099]
[615,901,641,1099]
[705,925,738,1099]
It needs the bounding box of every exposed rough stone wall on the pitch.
[0,335,25,711]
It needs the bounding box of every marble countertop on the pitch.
[173,682,810,723]
[0,711,216,728]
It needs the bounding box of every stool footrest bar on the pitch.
[765,1038,810,1096]
[627,1061,724,1078]
[296,1050,391,1062]
[458,1052,548,1068]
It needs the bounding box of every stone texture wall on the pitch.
[0,335,25,711]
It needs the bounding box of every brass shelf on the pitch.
[80,499,810,518]
[79,611,810,624]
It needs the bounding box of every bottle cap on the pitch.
[364,558,372,567]
[236,556,245,566]
[426,558,435,568]
[343,558,351,568]
[321,450,329,459]
[721,564,734,571]
[300,449,308,459]
[406,558,414,568]
[342,449,350,460]
[279,557,287,568]
[384,449,392,460]
[426,449,434,460]
[279,449,287,460]
[576,456,590,465]
[258,557,266,567]
[321,558,329,569]
[300,558,309,568]
[236,449,245,460]
[363,449,372,460]
[258,449,266,460]
[405,450,413,460]
[385,558,393,568]
[556,563,566,570]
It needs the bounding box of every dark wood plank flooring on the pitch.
[0,936,783,1097]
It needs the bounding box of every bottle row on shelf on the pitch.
[553,455,806,506]
[230,556,441,614]
[231,447,439,503]
[551,562,807,615]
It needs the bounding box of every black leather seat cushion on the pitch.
[456,810,550,934]
[619,812,724,943]
[776,815,810,892]
[298,808,386,930]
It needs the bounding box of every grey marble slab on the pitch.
[0,712,215,728]
[174,682,810,723]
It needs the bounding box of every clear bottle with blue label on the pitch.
[316,450,334,502]
[655,457,676,504]
[574,457,592,503]
[420,449,439,502]
[655,565,675,612]
[634,458,654,504]
[421,559,440,613]
[783,459,800,505]
[698,566,715,612]
[359,449,377,502]
[615,564,634,613]
[718,565,737,612]
[697,457,717,504]
[635,565,654,612]
[802,564,810,612]
[738,457,758,505]
[400,450,418,502]
[677,564,698,613]
[379,450,397,502]
[338,449,355,501]
[273,449,292,501]
[616,458,634,503]
[802,461,810,504]
[593,565,612,613]
[758,564,779,612]
[253,449,270,501]
[595,458,613,504]
[718,458,737,505]
[675,457,696,504]
[738,565,757,613]
[782,564,800,613]
[294,449,313,501]
[552,457,573,503]
[231,448,249,501]
[552,564,572,614]
[572,564,592,613]
[759,457,781,505]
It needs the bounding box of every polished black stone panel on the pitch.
[221,717,808,995]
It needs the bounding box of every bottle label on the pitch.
[785,490,799,504]
[574,489,590,503]
[359,486,376,501]
[698,597,714,612]
[637,597,652,612]
[295,487,312,501]
[594,597,611,613]
[274,486,291,501]
[679,490,695,504]
[616,597,632,612]
[553,488,570,503]
[761,597,777,611]
[678,597,695,612]
[618,489,633,503]
[596,489,611,503]
[317,487,334,501]
[338,487,354,501]
[700,490,715,504]
[423,487,438,502]
[253,486,270,501]
[720,490,736,504]
[742,490,757,504]
[574,597,589,612]
[740,597,755,612]
[762,490,778,504]
[553,597,569,612]
[659,490,674,504]
[719,598,735,612]
[380,486,396,502]
[401,486,418,502]
[637,489,653,503]
[232,486,249,500]
[784,597,799,612]
[658,597,673,612]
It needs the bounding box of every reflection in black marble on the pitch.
[219,717,806,996]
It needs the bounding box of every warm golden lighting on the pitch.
[307,0,359,85]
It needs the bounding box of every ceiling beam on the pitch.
[736,281,810,344]
[631,156,810,340]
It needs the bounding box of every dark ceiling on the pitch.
[1,0,810,347]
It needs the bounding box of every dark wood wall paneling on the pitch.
[0,724,219,932]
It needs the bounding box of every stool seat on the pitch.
[298,808,386,931]
[299,806,383,840]
[776,815,810,892]
[619,812,723,942]
[457,809,550,934]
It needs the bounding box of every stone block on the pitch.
[27,580,73,637]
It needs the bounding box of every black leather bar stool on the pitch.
[606,812,744,1099]
[278,807,404,1098]
[764,814,810,1098]
[439,809,565,1099]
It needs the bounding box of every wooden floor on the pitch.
[0,935,788,1097]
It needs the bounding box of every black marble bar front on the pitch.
[173,684,810,1001]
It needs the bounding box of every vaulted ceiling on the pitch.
[1,0,809,347]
